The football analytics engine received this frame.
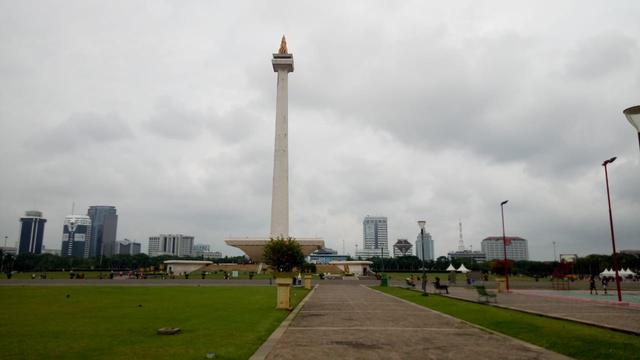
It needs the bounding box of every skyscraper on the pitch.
[18,210,46,254]
[87,206,118,257]
[416,232,434,261]
[356,216,390,258]
[61,215,91,257]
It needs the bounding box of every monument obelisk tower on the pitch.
[270,36,294,238]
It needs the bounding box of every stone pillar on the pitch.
[270,44,294,239]
[276,277,292,309]
[304,274,312,289]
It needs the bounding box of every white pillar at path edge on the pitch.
[270,36,294,238]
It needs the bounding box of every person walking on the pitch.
[589,275,598,295]
[601,277,608,295]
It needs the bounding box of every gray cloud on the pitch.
[1,1,639,259]
[26,112,133,153]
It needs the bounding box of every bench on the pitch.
[474,285,497,303]
[432,282,449,294]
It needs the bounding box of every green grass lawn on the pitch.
[0,286,308,359]
[376,287,640,360]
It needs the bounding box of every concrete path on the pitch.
[445,286,640,334]
[262,284,568,359]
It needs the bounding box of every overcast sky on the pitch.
[1,1,639,260]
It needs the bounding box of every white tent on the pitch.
[457,264,470,273]
[446,264,456,272]
[621,268,636,276]
[599,268,615,277]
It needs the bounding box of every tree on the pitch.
[263,237,304,273]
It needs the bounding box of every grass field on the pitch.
[0,286,308,359]
[376,286,640,360]
[0,271,275,280]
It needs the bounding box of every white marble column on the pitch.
[270,45,294,238]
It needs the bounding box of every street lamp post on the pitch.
[418,220,428,296]
[602,156,623,302]
[500,200,510,292]
[623,105,640,152]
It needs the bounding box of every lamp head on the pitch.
[623,105,640,131]
[602,157,617,166]
[501,200,509,206]
[417,220,426,230]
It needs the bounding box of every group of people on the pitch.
[588,275,610,295]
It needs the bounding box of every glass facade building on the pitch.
[18,210,47,254]
[87,206,118,257]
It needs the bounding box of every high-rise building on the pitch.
[393,239,413,257]
[356,216,390,258]
[481,236,529,261]
[61,215,92,257]
[87,206,118,257]
[148,234,194,257]
[415,232,434,261]
[18,210,47,254]
[114,239,141,255]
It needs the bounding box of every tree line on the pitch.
[368,253,640,277]
[0,250,248,275]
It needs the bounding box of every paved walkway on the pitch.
[445,286,640,334]
[262,284,568,359]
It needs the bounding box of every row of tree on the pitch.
[3,244,638,277]
[369,253,640,277]
[0,250,248,274]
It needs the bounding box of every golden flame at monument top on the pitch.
[278,35,288,54]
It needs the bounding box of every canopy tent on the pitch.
[621,268,636,276]
[599,268,615,277]
[457,264,470,273]
[446,264,456,272]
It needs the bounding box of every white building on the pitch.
[481,236,529,261]
[357,216,389,258]
[416,232,434,261]
[148,234,194,257]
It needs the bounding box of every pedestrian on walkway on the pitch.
[601,277,608,295]
[589,275,598,295]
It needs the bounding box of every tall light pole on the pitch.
[552,241,557,262]
[602,156,622,302]
[500,200,510,292]
[623,105,640,152]
[418,220,428,296]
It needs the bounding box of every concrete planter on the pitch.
[275,276,292,310]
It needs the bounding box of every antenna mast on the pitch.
[458,219,465,251]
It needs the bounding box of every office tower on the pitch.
[481,236,529,261]
[114,239,141,255]
[415,232,434,261]
[356,216,390,258]
[18,210,47,254]
[61,215,92,257]
[148,234,194,257]
[87,206,118,257]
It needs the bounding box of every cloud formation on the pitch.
[1,1,639,260]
